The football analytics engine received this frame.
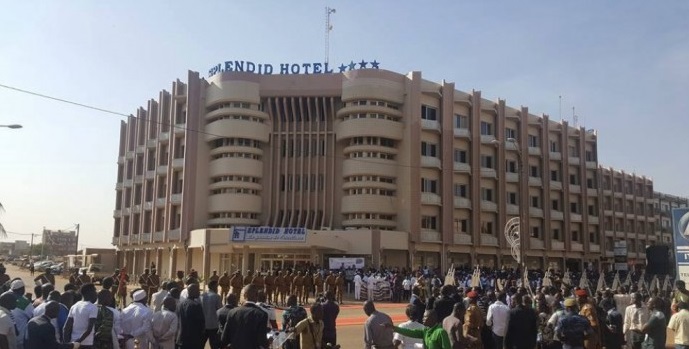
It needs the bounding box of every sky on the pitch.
[0,1,687,248]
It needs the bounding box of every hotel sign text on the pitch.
[230,226,307,243]
[208,59,380,78]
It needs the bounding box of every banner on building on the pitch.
[614,241,628,272]
[328,257,364,270]
[672,208,689,284]
[230,227,307,243]
[42,230,77,257]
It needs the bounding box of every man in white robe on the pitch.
[121,289,154,349]
[354,272,363,300]
[151,297,178,349]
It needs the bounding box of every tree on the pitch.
[0,203,6,239]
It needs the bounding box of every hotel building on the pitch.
[112,67,652,279]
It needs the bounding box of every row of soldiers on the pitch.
[214,269,347,305]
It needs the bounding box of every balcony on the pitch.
[505,141,518,151]
[528,147,541,156]
[626,212,635,220]
[421,156,441,169]
[159,132,170,141]
[125,152,135,160]
[168,228,181,240]
[123,207,131,215]
[551,210,564,220]
[615,211,624,218]
[568,156,580,165]
[549,152,562,160]
[480,168,497,178]
[552,240,565,250]
[156,165,168,175]
[420,231,441,242]
[117,156,125,164]
[529,207,544,217]
[605,250,614,258]
[134,175,144,184]
[111,236,119,245]
[590,244,601,253]
[421,119,441,132]
[144,201,153,210]
[586,161,597,169]
[146,170,156,179]
[453,162,471,173]
[170,193,182,204]
[116,182,123,190]
[174,123,186,135]
[453,233,472,244]
[605,230,614,237]
[481,201,498,212]
[589,216,599,224]
[421,192,442,206]
[136,145,146,153]
[131,205,142,213]
[156,198,166,207]
[113,210,121,218]
[506,204,519,215]
[550,181,562,190]
[528,176,542,186]
[570,185,581,194]
[480,234,498,246]
[172,158,185,169]
[141,233,151,243]
[587,187,598,196]
[480,135,496,144]
[530,238,544,249]
[147,139,157,148]
[571,242,584,251]
[604,209,613,216]
[506,172,519,183]
[123,179,133,188]
[453,128,470,138]
[571,213,582,222]
[454,197,471,209]
[153,231,164,242]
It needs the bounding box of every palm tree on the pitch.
[0,203,6,239]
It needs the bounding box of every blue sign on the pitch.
[231,226,307,243]
[208,59,380,78]
[672,208,689,282]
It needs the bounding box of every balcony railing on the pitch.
[551,210,564,220]
[421,156,441,169]
[421,192,442,206]
[421,119,441,132]
[453,128,470,138]
[420,230,441,242]
[153,231,164,242]
[571,242,583,251]
[590,244,600,253]
[552,241,564,250]
[506,172,519,183]
[530,238,544,249]
[529,207,544,217]
[453,162,471,173]
[480,234,498,246]
[481,201,498,212]
[506,204,519,215]
[168,228,181,240]
[453,233,472,244]
[454,197,471,209]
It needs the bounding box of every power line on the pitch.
[0,82,474,171]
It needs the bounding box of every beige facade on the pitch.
[113,67,667,278]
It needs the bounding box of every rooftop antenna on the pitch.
[572,106,578,128]
[325,7,336,64]
[559,95,562,122]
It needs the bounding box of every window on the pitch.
[586,177,595,189]
[531,226,540,238]
[551,170,559,181]
[421,105,437,121]
[588,204,597,215]
[480,155,494,169]
[505,128,517,140]
[569,145,579,157]
[508,192,517,205]
[454,149,467,163]
[550,140,559,152]
[572,230,579,242]
[530,165,540,178]
[480,121,493,136]
[585,150,595,162]
[506,160,517,173]
[454,184,467,198]
[454,114,468,129]
[421,142,438,157]
[589,231,597,244]
[528,135,539,148]
[570,202,579,213]
[481,188,493,202]
[570,174,578,185]
[421,178,438,193]
[482,221,494,235]
[453,219,468,233]
[552,228,561,240]
[552,199,560,211]
[531,196,540,208]
[421,216,437,230]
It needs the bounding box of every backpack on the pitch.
[94,305,114,344]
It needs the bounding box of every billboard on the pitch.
[614,240,628,271]
[42,230,77,257]
[672,208,689,284]
[230,227,306,243]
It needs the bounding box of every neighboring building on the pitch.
[0,241,29,256]
[655,192,689,245]
[112,67,605,278]
[42,229,77,258]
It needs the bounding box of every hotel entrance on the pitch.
[259,253,313,272]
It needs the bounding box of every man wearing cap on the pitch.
[218,271,230,303]
[464,291,483,349]
[147,269,161,305]
[10,279,34,349]
[120,289,153,349]
[576,289,602,349]
[556,297,593,349]
[137,269,150,302]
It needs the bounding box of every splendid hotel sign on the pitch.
[208,59,381,77]
[230,226,307,243]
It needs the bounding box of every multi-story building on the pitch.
[599,167,658,269]
[655,192,689,245]
[112,67,605,278]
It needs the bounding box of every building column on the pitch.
[169,248,177,280]
[156,249,163,275]
[371,230,381,269]
[202,231,211,282]
[132,250,138,275]
[185,247,193,274]
[242,246,250,273]
[143,249,150,271]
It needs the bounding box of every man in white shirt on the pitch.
[9,279,33,349]
[257,291,278,331]
[623,292,649,349]
[0,292,17,349]
[121,289,154,349]
[486,292,510,349]
[152,297,178,349]
[393,304,424,349]
[367,274,376,301]
[667,301,689,348]
[64,283,99,348]
[354,272,363,301]
[151,281,170,312]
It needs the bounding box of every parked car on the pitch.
[48,262,64,275]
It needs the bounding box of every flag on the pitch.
[470,266,481,288]
[579,271,589,290]
[543,270,553,287]
[638,271,647,291]
[612,272,621,291]
[623,272,632,287]
[663,275,672,292]
[445,264,456,286]
[596,273,607,293]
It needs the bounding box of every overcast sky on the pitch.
[1,1,687,248]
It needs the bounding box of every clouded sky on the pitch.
[0,1,687,248]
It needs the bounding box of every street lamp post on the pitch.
[0,124,22,129]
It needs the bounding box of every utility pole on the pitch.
[75,223,80,255]
[325,7,336,64]
[41,227,45,259]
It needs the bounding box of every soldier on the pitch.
[117,268,129,307]
[302,271,314,305]
[175,270,185,290]
[218,271,230,301]
[77,268,92,287]
[293,271,304,303]
[264,271,276,304]
[69,269,79,285]
[147,268,160,305]
[230,271,243,296]
[110,270,120,295]
[243,270,254,286]
[34,268,56,286]
[283,271,294,305]
[252,271,265,292]
[138,268,150,298]
[275,271,286,305]
[209,270,220,283]
[335,272,345,304]
[314,271,324,298]
[463,291,484,349]
[325,271,336,293]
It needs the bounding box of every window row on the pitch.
[344,175,395,184]
[207,102,253,112]
[348,100,400,110]
[342,113,399,121]
[351,136,396,148]
[210,137,262,149]
[211,152,261,160]
[280,139,326,157]
[210,188,258,195]
[207,114,265,125]
[209,212,258,219]
[346,188,395,196]
[344,213,395,220]
[211,175,260,184]
[280,174,325,192]
[349,151,395,160]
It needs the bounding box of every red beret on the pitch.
[575,289,588,297]
[467,291,478,298]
